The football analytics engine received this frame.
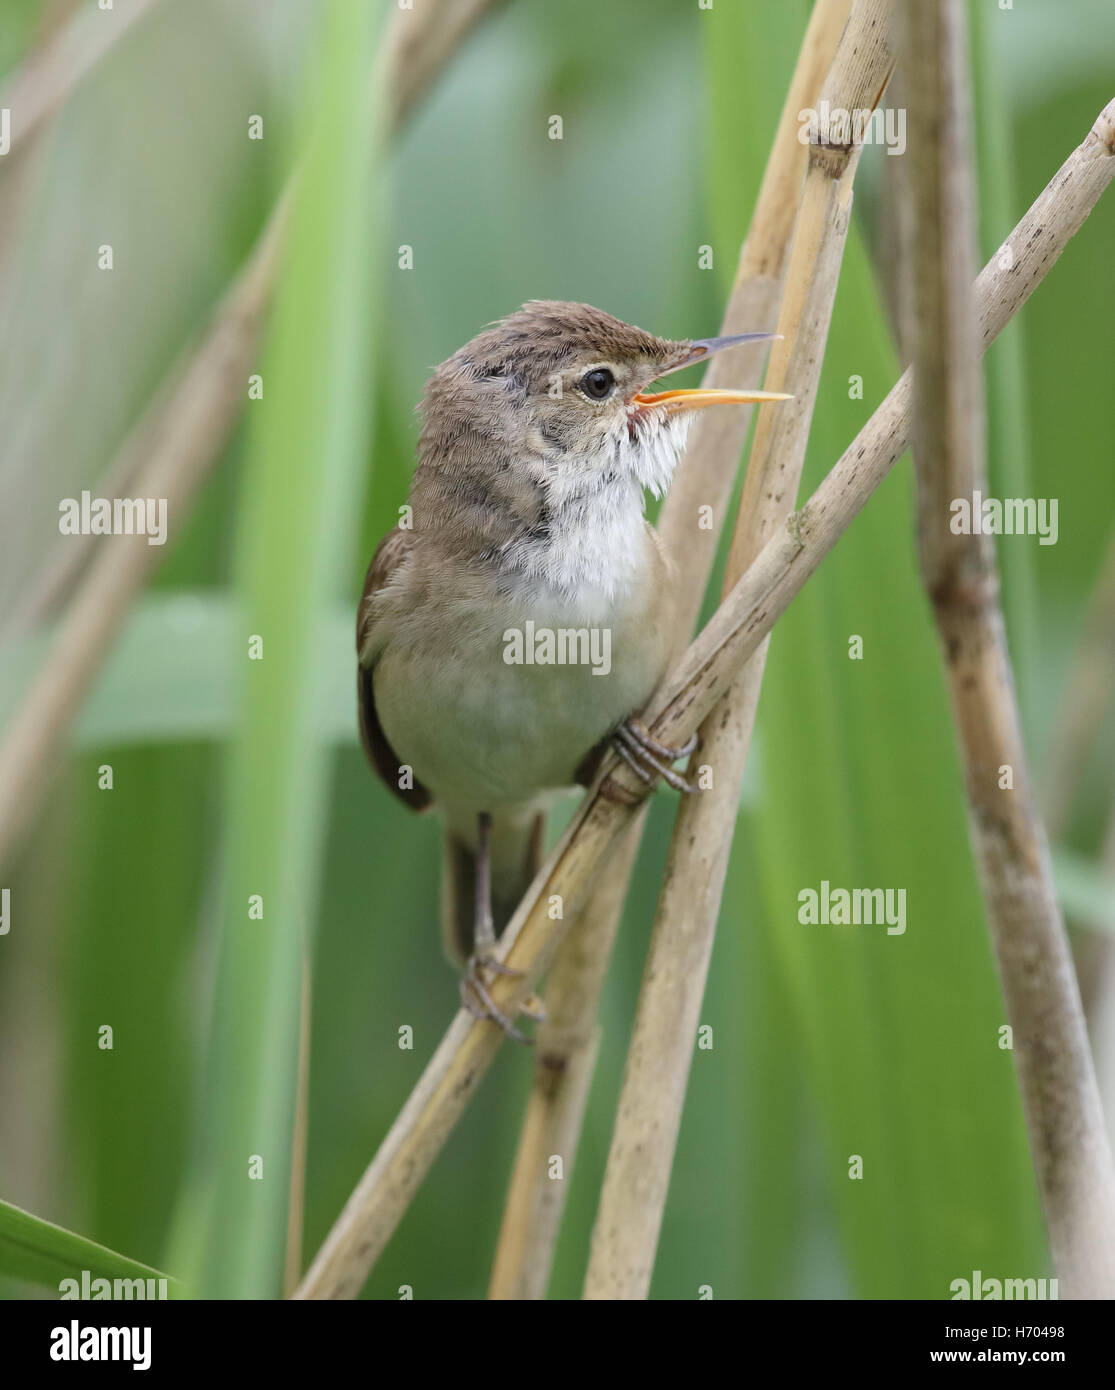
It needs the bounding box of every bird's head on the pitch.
[419,300,787,502]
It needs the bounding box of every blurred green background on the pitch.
[0,0,1112,1299]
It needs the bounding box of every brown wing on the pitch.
[356,527,432,812]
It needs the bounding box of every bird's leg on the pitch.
[471,812,504,963]
[460,811,544,1043]
[611,717,701,794]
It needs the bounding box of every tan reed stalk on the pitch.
[902,0,1115,1299]
[582,0,894,1301]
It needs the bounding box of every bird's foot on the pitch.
[611,717,700,794]
[462,809,545,1043]
[459,954,544,1045]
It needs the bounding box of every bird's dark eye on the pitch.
[580,368,615,400]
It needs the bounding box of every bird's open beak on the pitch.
[632,385,792,416]
[631,330,791,417]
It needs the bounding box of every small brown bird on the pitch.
[357,301,785,1036]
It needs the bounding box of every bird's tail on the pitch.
[441,809,546,967]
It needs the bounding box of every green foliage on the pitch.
[0,1198,179,1297]
[165,0,381,1297]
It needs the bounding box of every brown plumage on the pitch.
[356,528,431,812]
[355,300,783,1026]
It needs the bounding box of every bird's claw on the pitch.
[611,717,700,793]
[460,954,537,1044]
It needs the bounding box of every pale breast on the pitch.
[372,521,675,811]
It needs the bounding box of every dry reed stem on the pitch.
[0,204,287,870]
[1084,810,1115,1119]
[0,0,508,871]
[583,0,893,1301]
[485,0,854,1301]
[655,0,855,636]
[903,0,1115,1299]
[295,94,1115,1297]
[486,816,639,1300]
[0,0,158,166]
